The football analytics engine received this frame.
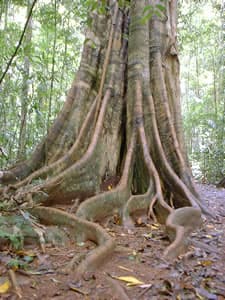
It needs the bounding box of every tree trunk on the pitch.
[17,0,33,161]
[0,0,212,276]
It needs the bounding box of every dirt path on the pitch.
[0,184,225,299]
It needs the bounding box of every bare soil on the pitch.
[0,183,225,300]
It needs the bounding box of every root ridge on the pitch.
[29,206,115,276]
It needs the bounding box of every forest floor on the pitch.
[0,183,225,300]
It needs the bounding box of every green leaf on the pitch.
[143,4,154,14]
[118,0,130,8]
[7,259,28,270]
[154,10,163,18]
[156,4,166,12]
[140,12,153,24]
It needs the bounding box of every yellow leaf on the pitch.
[108,185,112,190]
[0,280,10,294]
[199,260,213,267]
[16,250,36,257]
[115,276,144,286]
[151,224,159,230]
[205,235,213,239]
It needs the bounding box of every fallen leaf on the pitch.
[120,233,126,237]
[20,269,54,275]
[51,278,61,283]
[206,225,214,229]
[128,250,138,261]
[16,250,36,257]
[142,233,153,239]
[77,242,85,247]
[135,217,144,225]
[113,275,144,286]
[68,283,89,295]
[140,284,152,289]
[151,223,159,229]
[128,255,136,261]
[118,265,134,272]
[205,235,213,239]
[23,256,35,263]
[198,260,213,267]
[0,279,10,294]
[196,287,217,300]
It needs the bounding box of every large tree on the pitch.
[0,0,212,276]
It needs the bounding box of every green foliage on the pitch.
[140,2,166,24]
[7,258,28,269]
[118,0,130,8]
[0,229,24,250]
[179,0,225,183]
[0,0,84,167]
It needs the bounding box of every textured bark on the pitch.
[0,0,213,276]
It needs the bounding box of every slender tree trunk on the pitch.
[218,0,225,179]
[60,18,69,91]
[0,0,213,275]
[17,0,33,160]
[47,0,57,132]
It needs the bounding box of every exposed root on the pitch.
[76,187,129,221]
[107,275,131,300]
[62,253,86,274]
[147,92,213,216]
[0,80,80,183]
[8,269,22,299]
[76,131,136,221]
[164,207,202,258]
[122,183,153,228]
[135,78,203,258]
[0,2,123,196]
[148,193,158,223]
[135,80,172,217]
[3,88,112,205]
[0,171,18,185]
[29,206,115,276]
[12,96,98,189]
[14,2,119,188]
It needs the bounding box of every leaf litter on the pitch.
[0,183,224,299]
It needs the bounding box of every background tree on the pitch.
[0,0,217,275]
[179,0,225,183]
[17,0,33,160]
[0,0,83,167]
